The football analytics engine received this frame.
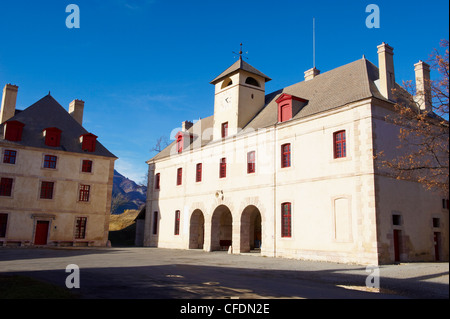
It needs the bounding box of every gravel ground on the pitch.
[0,247,448,299]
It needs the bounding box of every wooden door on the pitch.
[34,221,49,245]
[434,232,440,261]
[393,229,401,262]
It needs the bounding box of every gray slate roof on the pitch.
[0,94,117,158]
[210,58,272,84]
[150,57,392,162]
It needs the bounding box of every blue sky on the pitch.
[0,0,448,183]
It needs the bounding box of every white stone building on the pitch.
[143,43,449,265]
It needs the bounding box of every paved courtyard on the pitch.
[0,247,448,299]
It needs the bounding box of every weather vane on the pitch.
[233,43,248,60]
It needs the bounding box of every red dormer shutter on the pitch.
[176,133,183,153]
[43,127,62,147]
[80,133,98,152]
[276,93,308,123]
[4,120,25,142]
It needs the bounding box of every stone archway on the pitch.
[240,205,262,253]
[189,209,205,249]
[211,205,233,251]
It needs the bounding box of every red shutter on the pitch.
[4,121,25,142]
[44,127,62,147]
[81,133,98,152]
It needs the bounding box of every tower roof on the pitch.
[210,58,272,84]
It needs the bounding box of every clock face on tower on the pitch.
[221,94,232,111]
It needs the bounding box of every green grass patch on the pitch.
[0,275,79,299]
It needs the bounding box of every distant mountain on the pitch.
[112,170,147,214]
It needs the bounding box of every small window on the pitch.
[155,173,160,190]
[245,77,260,87]
[221,122,228,138]
[177,168,183,186]
[281,202,292,238]
[433,218,440,228]
[82,160,93,173]
[442,199,449,210]
[152,212,158,235]
[281,144,291,168]
[196,163,202,182]
[0,213,8,237]
[220,158,227,178]
[75,217,87,239]
[3,150,17,165]
[0,178,13,197]
[392,214,402,226]
[334,130,347,159]
[247,151,256,174]
[79,184,90,202]
[43,155,57,169]
[40,181,54,199]
[174,210,180,235]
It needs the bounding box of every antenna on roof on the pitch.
[233,43,248,60]
[313,17,316,68]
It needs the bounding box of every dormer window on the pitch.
[176,133,183,153]
[3,120,25,142]
[245,77,260,87]
[43,127,62,147]
[175,131,194,154]
[80,133,97,152]
[276,93,308,123]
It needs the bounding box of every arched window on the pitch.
[221,78,233,89]
[245,77,260,87]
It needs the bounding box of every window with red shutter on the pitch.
[3,150,17,164]
[80,133,97,152]
[221,122,228,138]
[40,181,54,199]
[281,144,291,168]
[81,160,93,173]
[79,184,90,202]
[152,211,158,235]
[247,151,256,174]
[334,130,347,158]
[177,168,183,185]
[4,121,25,142]
[43,127,62,147]
[196,163,202,182]
[0,178,13,197]
[155,173,160,190]
[43,155,57,169]
[177,134,183,153]
[0,213,8,237]
[281,202,292,238]
[219,158,227,178]
[174,210,180,235]
[75,217,87,239]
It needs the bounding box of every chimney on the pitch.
[1,84,19,124]
[414,60,431,113]
[182,120,193,131]
[304,67,320,81]
[377,42,395,101]
[69,99,85,126]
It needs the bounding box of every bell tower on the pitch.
[210,52,271,140]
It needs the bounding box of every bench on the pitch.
[219,240,232,250]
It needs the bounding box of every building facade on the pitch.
[0,85,117,247]
[144,43,449,265]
